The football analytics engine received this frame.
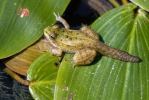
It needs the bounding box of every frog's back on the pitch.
[55,28,98,53]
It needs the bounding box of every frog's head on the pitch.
[44,25,60,40]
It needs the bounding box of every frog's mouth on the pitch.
[44,32,49,39]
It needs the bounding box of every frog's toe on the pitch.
[72,63,76,69]
[53,12,61,21]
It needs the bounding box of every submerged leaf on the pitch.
[54,3,149,100]
[3,39,53,76]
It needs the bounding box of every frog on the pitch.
[44,13,142,66]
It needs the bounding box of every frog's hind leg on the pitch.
[80,25,99,40]
[53,13,70,29]
[95,41,142,62]
[72,48,97,66]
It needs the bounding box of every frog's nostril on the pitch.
[45,31,48,33]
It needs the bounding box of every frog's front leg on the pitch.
[48,44,63,56]
[45,40,63,56]
[54,13,70,29]
[80,25,99,40]
[72,48,97,66]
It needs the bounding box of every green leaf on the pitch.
[27,53,60,100]
[54,3,149,100]
[131,0,149,12]
[0,0,70,59]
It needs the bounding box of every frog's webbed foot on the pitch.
[72,48,97,66]
[53,13,70,29]
[80,25,99,40]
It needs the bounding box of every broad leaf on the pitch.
[0,0,70,59]
[54,3,149,100]
[27,53,60,100]
[131,0,149,12]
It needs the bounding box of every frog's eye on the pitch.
[49,33,56,39]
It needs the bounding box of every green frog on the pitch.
[44,13,142,66]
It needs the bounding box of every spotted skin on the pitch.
[44,14,142,66]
